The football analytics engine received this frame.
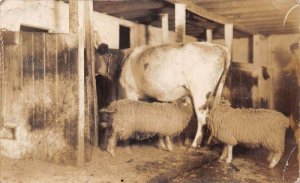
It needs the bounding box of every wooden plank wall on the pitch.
[0,32,91,164]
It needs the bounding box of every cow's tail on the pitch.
[212,45,231,106]
[206,46,231,145]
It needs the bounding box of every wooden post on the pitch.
[224,24,233,53]
[175,3,186,43]
[253,34,262,108]
[84,0,98,147]
[69,0,85,166]
[206,29,213,42]
[160,13,169,44]
[213,23,233,103]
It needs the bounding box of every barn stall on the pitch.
[0,0,299,182]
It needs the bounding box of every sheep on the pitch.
[104,96,194,156]
[207,100,289,168]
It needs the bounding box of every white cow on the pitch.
[96,42,231,148]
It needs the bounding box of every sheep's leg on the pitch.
[226,145,233,163]
[166,136,174,151]
[107,132,117,157]
[220,145,228,160]
[267,152,274,162]
[269,151,283,168]
[158,137,167,150]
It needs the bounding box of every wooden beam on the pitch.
[252,20,299,26]
[69,0,85,166]
[94,1,165,14]
[206,29,212,42]
[234,16,298,23]
[175,3,186,43]
[112,9,161,20]
[209,5,291,15]
[197,0,292,10]
[165,0,256,35]
[166,0,228,24]
[160,13,169,43]
[186,19,216,29]
[84,0,98,147]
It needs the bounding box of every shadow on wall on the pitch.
[272,47,297,116]
[224,69,257,109]
[96,75,116,148]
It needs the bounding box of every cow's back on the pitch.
[119,42,227,102]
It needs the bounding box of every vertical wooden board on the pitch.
[2,42,11,124]
[57,35,78,161]
[9,33,23,125]
[22,32,34,131]
[45,34,58,126]
[68,35,79,142]
[32,33,45,130]
[57,35,69,79]
[69,35,78,75]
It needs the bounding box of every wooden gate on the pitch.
[0,31,93,164]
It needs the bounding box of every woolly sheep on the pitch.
[104,96,193,156]
[208,101,289,168]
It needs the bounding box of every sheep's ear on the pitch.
[97,43,109,55]
[182,96,191,106]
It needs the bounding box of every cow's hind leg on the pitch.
[191,109,208,148]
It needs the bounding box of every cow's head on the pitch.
[95,43,124,81]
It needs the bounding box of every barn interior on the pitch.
[0,0,300,182]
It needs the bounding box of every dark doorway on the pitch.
[119,25,130,49]
[20,25,49,33]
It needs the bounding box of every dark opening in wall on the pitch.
[20,25,49,33]
[119,25,130,49]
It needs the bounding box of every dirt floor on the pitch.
[0,142,218,183]
[0,137,299,183]
[173,138,300,183]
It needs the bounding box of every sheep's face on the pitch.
[177,96,192,108]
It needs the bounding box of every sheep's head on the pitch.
[219,99,231,107]
[176,96,193,112]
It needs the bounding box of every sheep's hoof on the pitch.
[269,159,279,168]
[186,146,199,152]
[220,155,226,161]
[267,153,274,162]
[107,149,116,157]
[158,146,169,151]
[166,145,173,151]
[225,158,232,163]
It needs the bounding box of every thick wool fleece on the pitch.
[208,101,289,153]
[106,97,194,140]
